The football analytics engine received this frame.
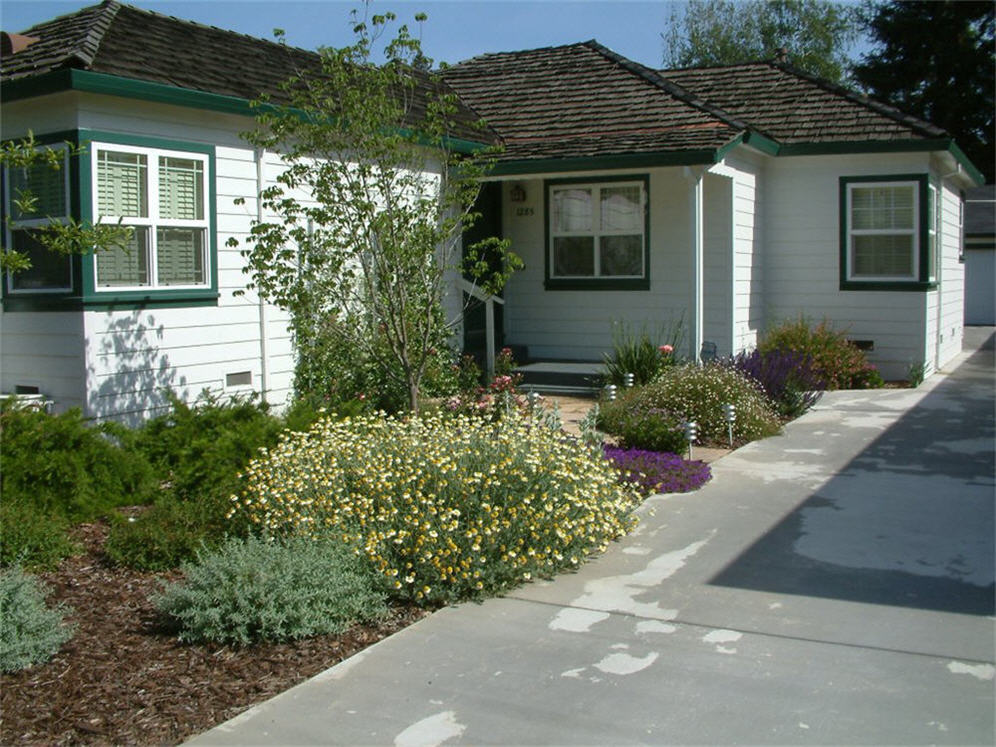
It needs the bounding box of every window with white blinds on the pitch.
[92,144,209,290]
[844,179,921,282]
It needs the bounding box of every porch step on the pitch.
[515,361,605,395]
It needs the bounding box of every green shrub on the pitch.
[230,411,641,605]
[0,404,156,522]
[154,535,388,645]
[603,320,684,386]
[0,501,79,571]
[759,317,883,390]
[0,566,75,673]
[108,394,329,571]
[133,392,288,505]
[104,498,242,572]
[629,364,781,447]
[597,394,687,453]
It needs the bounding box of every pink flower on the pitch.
[659,344,674,355]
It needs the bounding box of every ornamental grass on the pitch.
[229,411,641,605]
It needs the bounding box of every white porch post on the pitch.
[685,167,705,363]
[485,298,496,378]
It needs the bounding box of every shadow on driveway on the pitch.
[711,338,995,616]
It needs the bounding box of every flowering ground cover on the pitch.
[603,446,712,495]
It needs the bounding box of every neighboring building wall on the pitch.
[964,247,995,325]
[500,167,696,361]
[0,310,86,411]
[763,152,934,381]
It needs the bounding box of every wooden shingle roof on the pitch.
[441,41,745,162]
[1,0,490,144]
[661,62,946,143]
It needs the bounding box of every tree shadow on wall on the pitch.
[85,310,190,427]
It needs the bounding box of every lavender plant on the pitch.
[729,349,824,418]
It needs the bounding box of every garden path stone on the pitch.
[188,328,994,746]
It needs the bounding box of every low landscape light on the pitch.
[604,384,618,402]
[683,420,699,460]
[723,403,736,448]
[623,372,635,388]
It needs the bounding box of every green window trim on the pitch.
[2,129,219,310]
[544,174,651,291]
[2,131,83,302]
[838,173,936,291]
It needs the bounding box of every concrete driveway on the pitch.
[190,330,995,746]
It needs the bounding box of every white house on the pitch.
[0,1,487,423]
[1,2,984,422]
[441,42,983,381]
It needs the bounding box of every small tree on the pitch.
[233,12,516,413]
[662,0,860,84]
[1,133,131,274]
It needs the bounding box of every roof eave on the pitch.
[0,68,492,153]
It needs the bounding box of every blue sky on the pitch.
[1,0,868,70]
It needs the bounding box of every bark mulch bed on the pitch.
[0,521,430,746]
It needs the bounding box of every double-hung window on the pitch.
[546,176,649,289]
[92,143,209,290]
[4,145,72,293]
[840,174,934,289]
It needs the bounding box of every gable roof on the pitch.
[443,41,981,182]
[440,41,749,166]
[1,0,490,146]
[661,61,946,144]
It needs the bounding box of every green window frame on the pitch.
[544,175,650,291]
[839,174,936,291]
[3,143,74,294]
[2,130,218,311]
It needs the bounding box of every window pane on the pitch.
[157,228,206,285]
[851,185,914,230]
[552,188,592,232]
[97,150,148,217]
[600,235,643,276]
[159,157,204,220]
[9,157,66,220]
[853,234,914,277]
[96,226,150,287]
[8,230,72,290]
[600,186,641,232]
[553,236,594,276]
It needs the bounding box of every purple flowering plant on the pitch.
[603,445,711,495]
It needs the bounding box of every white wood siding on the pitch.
[933,176,965,370]
[763,153,933,381]
[724,151,765,353]
[0,94,296,422]
[0,311,86,411]
[71,96,295,421]
[703,171,733,356]
[500,168,709,361]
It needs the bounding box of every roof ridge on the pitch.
[67,0,120,68]
[659,60,775,74]
[111,1,321,61]
[583,41,776,142]
[769,60,947,139]
[449,39,596,69]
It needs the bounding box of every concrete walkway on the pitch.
[190,330,995,746]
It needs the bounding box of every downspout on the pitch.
[684,166,705,362]
[254,146,269,403]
